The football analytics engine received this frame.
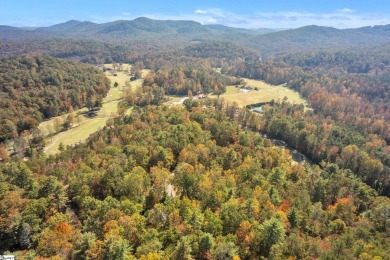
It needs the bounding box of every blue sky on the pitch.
[1,0,390,28]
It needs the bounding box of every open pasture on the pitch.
[215,78,307,107]
[42,64,143,155]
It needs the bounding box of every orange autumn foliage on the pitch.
[279,200,291,213]
[327,197,352,211]
[37,222,74,258]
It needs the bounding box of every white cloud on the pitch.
[205,18,217,24]
[194,9,207,14]
[337,8,356,13]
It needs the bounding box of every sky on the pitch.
[1,0,390,29]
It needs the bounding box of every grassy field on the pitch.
[41,65,305,154]
[44,118,107,154]
[105,64,148,92]
[42,64,142,155]
[213,78,307,107]
[43,97,118,155]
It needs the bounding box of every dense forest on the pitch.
[0,17,389,258]
[0,55,110,143]
[140,58,240,96]
[0,105,389,259]
[224,46,390,196]
[120,43,390,198]
[0,39,133,64]
[2,18,390,55]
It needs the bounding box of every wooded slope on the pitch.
[0,55,110,142]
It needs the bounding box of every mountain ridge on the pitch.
[3,18,390,38]
[3,18,389,34]
[1,18,390,54]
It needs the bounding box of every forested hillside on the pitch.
[225,45,390,195]
[139,57,240,96]
[0,55,110,143]
[0,39,133,64]
[0,16,389,259]
[2,18,390,56]
[0,105,389,259]
[246,24,390,54]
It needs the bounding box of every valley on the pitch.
[41,64,149,155]
[0,12,389,260]
[42,63,306,155]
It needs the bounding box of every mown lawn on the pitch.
[42,64,141,155]
[44,118,107,155]
[43,87,119,155]
[213,78,307,107]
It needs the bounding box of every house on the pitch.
[253,107,264,114]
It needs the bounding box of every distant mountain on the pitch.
[0,17,277,40]
[1,18,390,55]
[40,19,84,30]
[354,24,390,34]
[0,25,24,40]
[247,25,390,54]
[97,17,209,35]
[31,17,211,37]
[204,24,282,35]
[0,25,23,32]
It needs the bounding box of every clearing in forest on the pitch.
[215,78,307,107]
[42,64,146,155]
[41,64,305,154]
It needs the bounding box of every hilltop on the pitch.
[1,18,390,54]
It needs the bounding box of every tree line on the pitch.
[223,47,390,195]
[0,104,388,259]
[0,55,110,150]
